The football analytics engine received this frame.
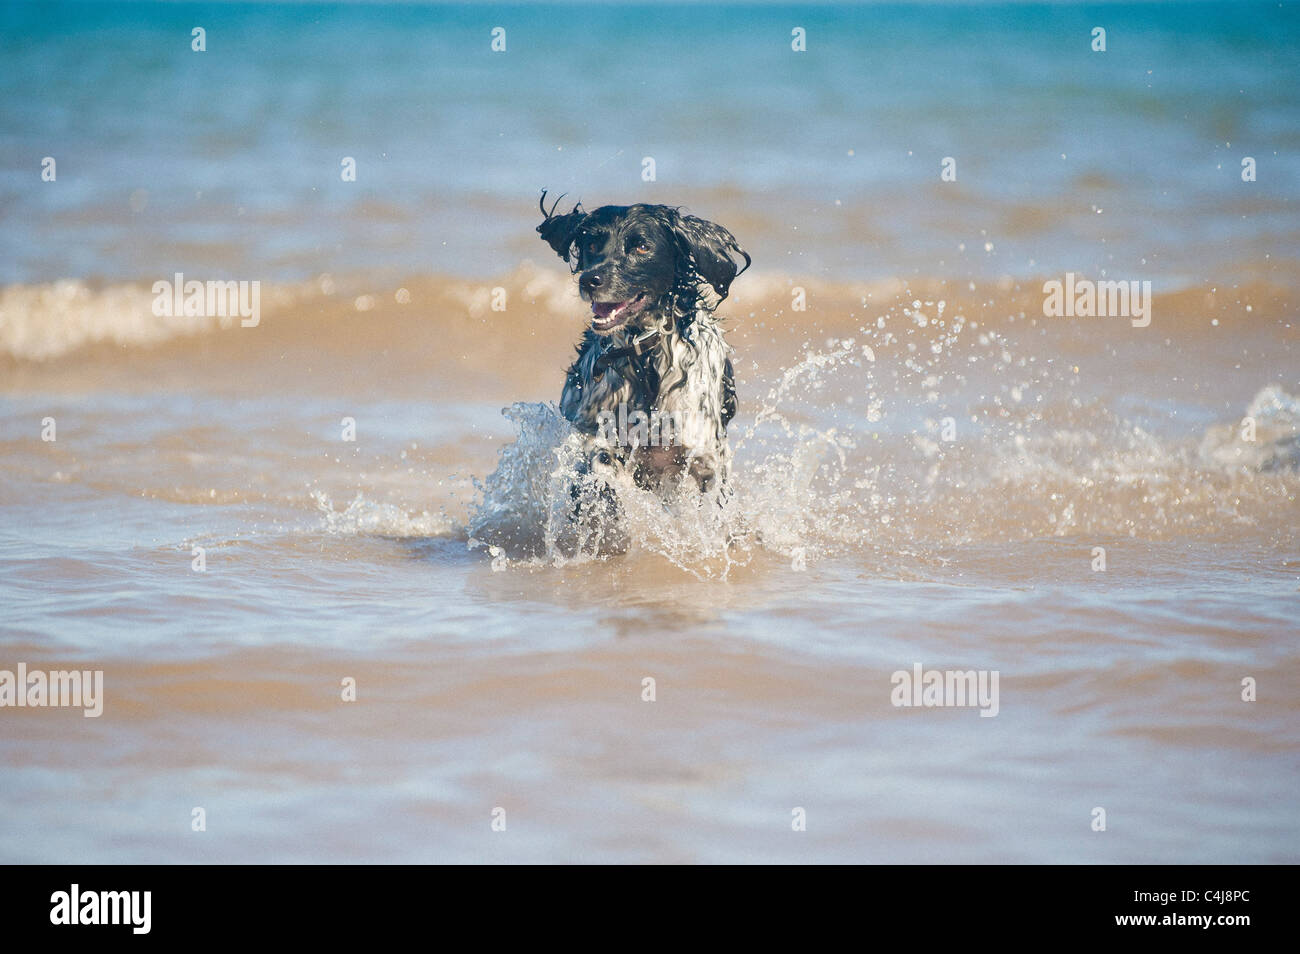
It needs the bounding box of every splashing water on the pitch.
[313,490,456,538]
[465,312,1298,578]
[464,339,891,579]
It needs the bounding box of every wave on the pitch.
[2,265,1292,575]
[2,264,1296,364]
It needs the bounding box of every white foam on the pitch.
[0,279,223,361]
[313,491,456,538]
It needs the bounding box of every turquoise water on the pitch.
[2,1,1297,283]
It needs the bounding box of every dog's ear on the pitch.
[536,190,586,263]
[664,211,751,301]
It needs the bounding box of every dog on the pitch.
[536,192,750,500]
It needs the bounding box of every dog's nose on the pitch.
[579,271,603,293]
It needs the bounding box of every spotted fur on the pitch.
[537,194,749,494]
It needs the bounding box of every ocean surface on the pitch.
[1,1,1297,863]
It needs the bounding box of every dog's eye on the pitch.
[630,239,651,255]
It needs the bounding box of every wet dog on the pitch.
[536,192,750,497]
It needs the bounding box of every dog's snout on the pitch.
[579,270,603,293]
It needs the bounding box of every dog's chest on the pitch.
[561,321,730,446]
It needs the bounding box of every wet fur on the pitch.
[536,193,749,494]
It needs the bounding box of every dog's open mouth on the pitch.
[590,293,649,331]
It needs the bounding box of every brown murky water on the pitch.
[2,267,1296,862]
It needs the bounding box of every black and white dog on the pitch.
[536,192,750,497]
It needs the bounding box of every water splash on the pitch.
[466,338,1298,577]
[463,286,1296,575]
[313,490,455,538]
[466,339,884,579]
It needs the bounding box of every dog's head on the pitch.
[537,192,750,335]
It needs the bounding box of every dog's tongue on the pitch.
[592,301,622,319]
